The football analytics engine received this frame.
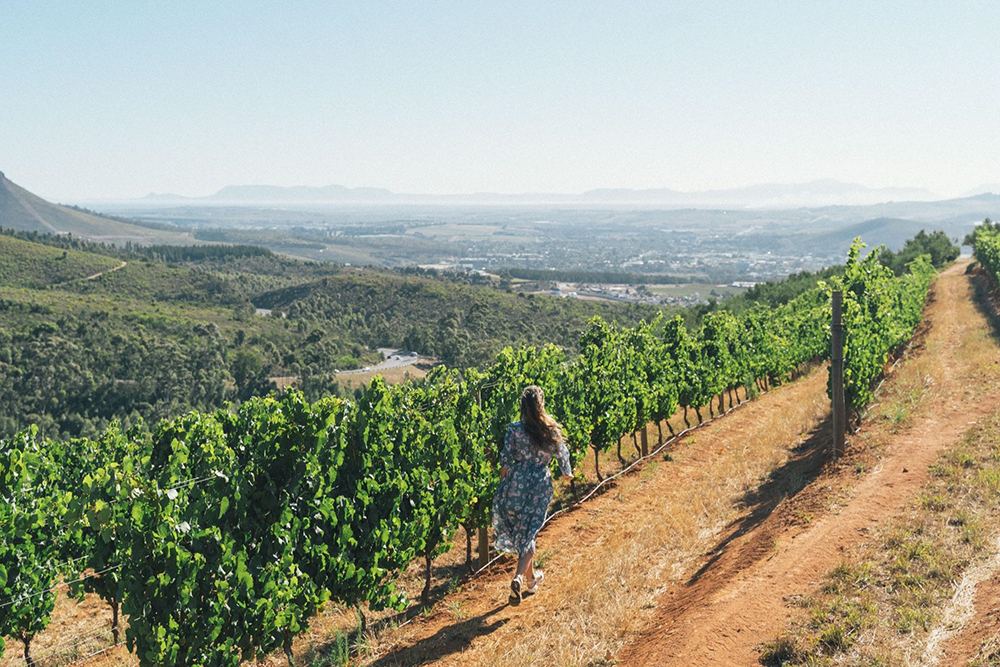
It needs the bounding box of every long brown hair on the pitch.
[519,385,562,453]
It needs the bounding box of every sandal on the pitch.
[525,570,544,595]
[509,575,523,605]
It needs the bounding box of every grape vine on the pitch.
[0,238,937,666]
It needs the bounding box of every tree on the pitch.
[230,349,275,402]
[880,230,959,275]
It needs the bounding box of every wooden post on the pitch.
[477,526,489,569]
[640,427,649,457]
[831,291,846,457]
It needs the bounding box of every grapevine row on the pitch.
[833,241,935,417]
[973,221,1000,289]
[0,239,935,666]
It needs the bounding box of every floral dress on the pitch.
[492,420,573,556]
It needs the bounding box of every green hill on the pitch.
[0,231,667,438]
[255,270,667,367]
[0,234,123,288]
[0,234,378,440]
[805,217,928,253]
[0,171,194,245]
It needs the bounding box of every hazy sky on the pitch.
[3,1,1000,200]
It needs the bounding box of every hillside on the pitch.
[0,232,671,439]
[0,234,122,288]
[0,171,194,245]
[0,234,378,440]
[255,270,667,366]
[9,230,668,367]
[805,216,929,252]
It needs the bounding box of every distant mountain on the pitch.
[139,179,936,208]
[0,171,193,245]
[577,180,935,207]
[963,183,1000,197]
[142,192,192,201]
[208,184,397,203]
[808,192,1000,227]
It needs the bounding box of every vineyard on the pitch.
[0,239,937,666]
[973,220,1000,289]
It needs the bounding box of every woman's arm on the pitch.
[499,424,516,474]
[555,439,573,478]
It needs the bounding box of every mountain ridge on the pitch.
[963,183,1000,197]
[138,178,937,208]
[0,172,194,245]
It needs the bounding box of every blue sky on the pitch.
[2,1,999,200]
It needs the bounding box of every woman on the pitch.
[492,385,573,605]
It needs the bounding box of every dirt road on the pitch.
[82,260,127,281]
[618,260,1000,665]
[52,260,128,287]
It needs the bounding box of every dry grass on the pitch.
[759,272,1000,666]
[9,376,824,667]
[971,631,1000,666]
[271,364,431,392]
[334,364,430,391]
[0,593,127,667]
[387,372,830,667]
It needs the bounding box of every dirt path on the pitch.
[83,260,127,281]
[52,260,128,287]
[947,575,1000,666]
[618,261,1000,666]
[918,269,1000,667]
[353,365,835,664]
[923,544,1000,664]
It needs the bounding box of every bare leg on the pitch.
[516,547,534,579]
